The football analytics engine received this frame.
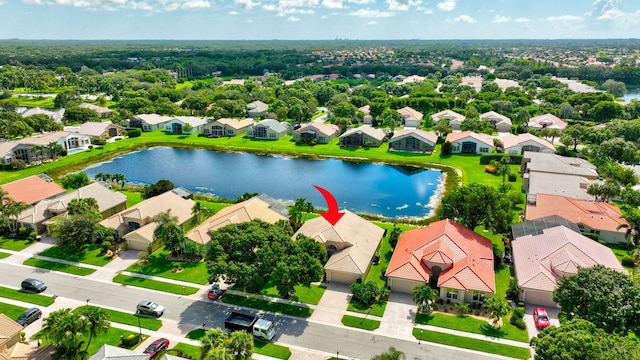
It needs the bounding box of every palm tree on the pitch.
[77,306,110,352]
[412,285,438,313]
[111,173,127,187]
[153,210,184,256]
[200,328,228,359]
[47,141,64,160]
[483,297,511,328]
[3,199,30,235]
[42,308,88,360]
[192,202,211,225]
[226,330,254,360]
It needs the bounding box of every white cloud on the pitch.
[514,17,530,23]
[287,16,300,21]
[436,0,455,11]
[322,0,342,8]
[546,15,582,21]
[349,8,395,17]
[245,18,253,22]
[386,0,420,11]
[279,0,318,7]
[447,14,475,23]
[235,0,258,10]
[321,14,327,18]
[596,8,640,27]
[347,0,374,3]
[416,6,432,13]
[229,10,238,14]
[20,0,211,11]
[0,0,5,5]
[367,20,377,25]
[280,8,314,14]
[493,15,510,23]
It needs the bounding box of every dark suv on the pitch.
[16,308,42,327]
[21,278,47,293]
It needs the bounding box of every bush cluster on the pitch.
[509,307,527,330]
[479,154,523,165]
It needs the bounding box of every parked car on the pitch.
[207,283,225,301]
[143,338,169,359]
[136,301,165,317]
[533,307,551,330]
[16,308,42,327]
[21,278,47,293]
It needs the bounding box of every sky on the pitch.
[0,0,639,40]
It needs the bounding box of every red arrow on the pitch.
[313,185,345,226]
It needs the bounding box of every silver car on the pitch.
[136,301,165,317]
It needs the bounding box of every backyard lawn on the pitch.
[23,258,96,276]
[39,244,113,266]
[121,190,144,207]
[494,265,512,300]
[112,274,199,295]
[415,312,529,342]
[607,243,636,270]
[0,236,35,251]
[125,247,209,285]
[0,301,29,319]
[412,328,531,360]
[0,285,55,306]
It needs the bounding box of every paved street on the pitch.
[0,248,528,360]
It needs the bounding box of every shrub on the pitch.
[581,232,600,241]
[512,307,524,319]
[506,278,521,300]
[120,333,140,347]
[479,154,523,165]
[92,138,107,145]
[454,302,470,315]
[441,141,452,155]
[508,173,517,182]
[349,280,381,308]
[127,128,142,138]
[485,166,498,174]
[10,159,26,170]
[509,315,527,330]
[621,256,636,267]
[28,231,37,241]
[101,241,112,251]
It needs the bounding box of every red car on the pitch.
[533,307,551,330]
[143,338,169,359]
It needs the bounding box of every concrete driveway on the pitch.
[309,283,351,325]
[523,304,561,339]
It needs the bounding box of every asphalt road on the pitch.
[0,262,510,360]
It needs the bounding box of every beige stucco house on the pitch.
[339,126,386,148]
[202,118,254,137]
[388,129,438,153]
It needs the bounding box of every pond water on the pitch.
[84,147,445,219]
[623,90,640,102]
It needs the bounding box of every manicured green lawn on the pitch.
[365,222,416,288]
[221,293,313,318]
[23,258,96,276]
[39,244,113,266]
[121,190,144,207]
[125,247,209,285]
[341,315,381,331]
[75,305,163,331]
[415,312,529,342]
[0,236,35,251]
[112,274,199,295]
[197,200,233,214]
[0,301,29,319]
[171,343,201,360]
[255,340,292,360]
[607,243,636,270]
[347,300,387,317]
[0,251,11,259]
[413,328,531,359]
[186,328,205,339]
[37,326,143,354]
[494,265,511,300]
[259,284,326,305]
[0,285,55,306]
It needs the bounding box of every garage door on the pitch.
[327,270,360,284]
[127,238,149,251]
[389,277,422,294]
[523,290,558,308]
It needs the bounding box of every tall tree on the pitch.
[227,330,254,360]
[412,285,438,313]
[67,197,99,216]
[61,172,91,190]
[153,210,184,256]
[482,297,511,328]
[77,306,110,352]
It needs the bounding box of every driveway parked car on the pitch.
[207,283,225,301]
[533,307,551,330]
[16,308,42,327]
[143,338,169,359]
[136,301,165,317]
[21,278,47,293]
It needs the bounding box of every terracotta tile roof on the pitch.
[513,226,625,292]
[431,109,465,123]
[528,113,568,130]
[386,219,495,293]
[1,175,65,205]
[445,131,494,147]
[526,194,628,233]
[502,133,555,152]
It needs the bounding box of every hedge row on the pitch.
[479,154,523,165]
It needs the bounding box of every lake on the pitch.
[84,147,445,219]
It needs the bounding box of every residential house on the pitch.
[202,118,254,137]
[18,182,127,233]
[20,107,65,123]
[292,123,340,144]
[431,110,465,131]
[163,116,208,134]
[186,195,288,246]
[386,219,495,303]
[100,191,195,251]
[246,101,269,118]
[129,114,173,131]
[64,121,125,140]
[521,152,599,180]
[444,131,494,154]
[525,193,628,243]
[0,142,19,164]
[2,131,91,164]
[88,345,148,360]
[480,111,512,132]
[20,131,91,152]
[511,215,582,242]
[78,103,115,118]
[512,225,625,307]
[397,107,423,128]
[246,119,291,140]
[0,313,53,360]
[339,126,386,147]
[388,129,438,153]
[359,105,372,125]
[501,133,555,155]
[1,174,65,205]
[527,113,568,131]
[293,210,385,283]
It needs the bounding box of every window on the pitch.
[446,289,458,300]
[479,147,489,153]
[472,291,485,302]
[452,146,460,152]
[318,136,325,143]
[269,133,276,139]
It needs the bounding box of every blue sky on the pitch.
[0,0,639,40]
